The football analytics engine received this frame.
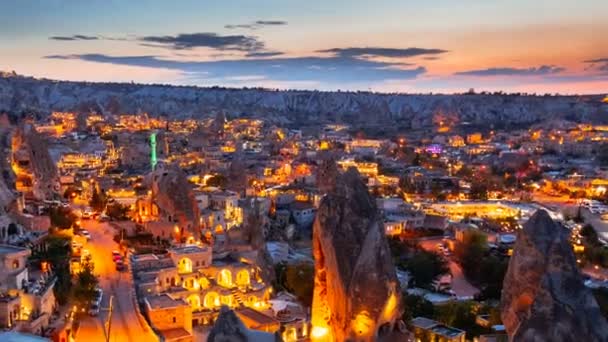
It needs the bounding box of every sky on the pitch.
[1,0,608,94]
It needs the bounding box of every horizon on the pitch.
[1,1,607,94]
[3,71,607,97]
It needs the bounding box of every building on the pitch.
[411,317,465,342]
[133,245,273,334]
[144,294,193,342]
[0,245,57,335]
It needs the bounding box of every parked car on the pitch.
[88,302,100,316]
[80,230,91,240]
[94,288,103,302]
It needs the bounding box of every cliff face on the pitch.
[500,210,608,342]
[150,164,199,232]
[1,74,606,128]
[311,165,405,342]
[12,124,59,200]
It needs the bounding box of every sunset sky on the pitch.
[2,0,607,94]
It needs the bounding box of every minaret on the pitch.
[150,132,157,171]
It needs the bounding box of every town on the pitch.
[0,102,607,342]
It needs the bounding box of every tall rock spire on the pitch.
[500,210,608,342]
[311,165,407,341]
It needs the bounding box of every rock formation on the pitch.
[11,124,59,200]
[207,306,282,342]
[311,165,406,341]
[500,210,608,342]
[149,164,199,233]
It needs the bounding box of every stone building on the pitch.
[135,245,273,337]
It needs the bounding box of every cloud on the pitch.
[454,65,565,76]
[318,47,447,59]
[139,33,264,51]
[583,58,608,73]
[49,35,99,41]
[584,58,608,64]
[225,20,287,30]
[45,53,426,85]
[245,51,284,58]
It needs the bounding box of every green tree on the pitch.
[435,301,486,339]
[402,294,435,323]
[73,255,98,304]
[49,206,77,229]
[31,236,72,304]
[106,202,130,221]
[404,250,449,289]
[90,188,107,212]
[454,230,488,282]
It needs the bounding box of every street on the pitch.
[75,220,157,342]
[418,238,479,298]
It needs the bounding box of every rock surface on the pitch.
[12,124,59,200]
[207,306,282,342]
[149,164,199,232]
[1,73,606,128]
[500,210,608,342]
[311,165,405,341]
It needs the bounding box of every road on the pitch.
[75,220,157,342]
[418,238,479,298]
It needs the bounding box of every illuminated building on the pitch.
[411,317,465,342]
[429,202,520,221]
[337,159,378,177]
[150,132,158,171]
[134,245,274,337]
[0,245,57,335]
[466,133,483,145]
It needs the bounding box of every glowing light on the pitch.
[311,326,329,339]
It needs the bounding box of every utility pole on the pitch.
[104,295,114,342]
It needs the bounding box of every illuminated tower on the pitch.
[150,132,157,171]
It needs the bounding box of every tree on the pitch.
[404,250,449,289]
[206,174,227,188]
[31,236,72,304]
[402,294,435,323]
[469,182,489,200]
[454,230,488,282]
[274,262,314,307]
[49,206,77,229]
[435,301,486,339]
[73,255,98,304]
[89,188,107,212]
[106,203,130,221]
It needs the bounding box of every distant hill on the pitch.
[1,72,606,130]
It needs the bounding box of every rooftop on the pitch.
[0,244,30,255]
[169,245,210,255]
[236,307,279,326]
[411,317,465,338]
[145,294,187,310]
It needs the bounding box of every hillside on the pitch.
[1,73,606,129]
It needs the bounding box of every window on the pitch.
[12,259,19,269]
[172,317,176,323]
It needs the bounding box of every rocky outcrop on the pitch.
[1,73,606,128]
[149,164,199,233]
[11,124,59,200]
[207,306,282,342]
[311,165,406,341]
[500,210,608,342]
